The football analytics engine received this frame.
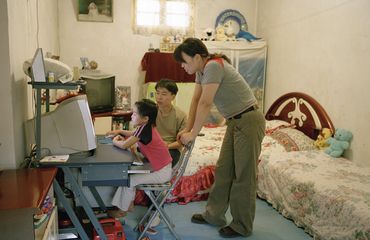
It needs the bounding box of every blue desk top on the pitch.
[40,142,133,167]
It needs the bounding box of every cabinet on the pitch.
[35,207,58,240]
[203,41,267,111]
[141,52,195,83]
[0,168,58,240]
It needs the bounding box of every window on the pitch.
[133,0,195,36]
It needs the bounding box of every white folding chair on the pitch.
[135,141,195,240]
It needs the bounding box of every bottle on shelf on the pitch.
[48,72,56,103]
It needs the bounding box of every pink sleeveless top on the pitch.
[134,124,172,171]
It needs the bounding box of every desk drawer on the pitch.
[81,164,129,186]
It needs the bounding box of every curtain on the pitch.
[132,0,195,36]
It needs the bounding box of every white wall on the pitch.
[257,0,370,166]
[58,0,257,105]
[0,0,59,169]
[0,0,14,169]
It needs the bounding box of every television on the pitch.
[31,48,47,82]
[25,95,96,155]
[81,75,115,113]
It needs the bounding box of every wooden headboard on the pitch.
[265,92,335,140]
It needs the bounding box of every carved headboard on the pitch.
[265,92,335,140]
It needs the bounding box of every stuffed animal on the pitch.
[314,128,333,149]
[236,30,261,42]
[325,128,353,157]
[215,25,228,41]
[88,2,99,17]
[223,21,236,41]
[204,28,214,41]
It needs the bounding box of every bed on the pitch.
[170,92,370,240]
[257,92,370,240]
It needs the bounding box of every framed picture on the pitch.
[78,0,113,23]
[115,86,131,111]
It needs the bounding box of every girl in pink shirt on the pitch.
[109,99,172,218]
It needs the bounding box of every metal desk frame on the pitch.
[42,143,138,240]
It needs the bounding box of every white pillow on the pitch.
[265,119,292,131]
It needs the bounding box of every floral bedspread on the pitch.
[257,150,370,240]
[169,125,226,204]
[184,125,226,176]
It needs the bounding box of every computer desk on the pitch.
[41,142,151,240]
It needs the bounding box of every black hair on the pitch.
[135,99,158,126]
[155,79,178,95]
[174,37,231,64]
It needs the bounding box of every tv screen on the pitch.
[82,75,115,113]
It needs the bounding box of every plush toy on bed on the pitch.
[325,128,353,157]
[314,128,333,149]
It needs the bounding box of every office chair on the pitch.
[135,141,195,240]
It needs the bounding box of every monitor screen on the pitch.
[82,75,115,113]
[25,95,96,155]
[31,48,47,82]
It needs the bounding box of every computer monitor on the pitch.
[31,48,47,82]
[25,95,97,155]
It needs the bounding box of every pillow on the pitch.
[269,127,316,152]
[265,119,292,131]
[265,119,296,136]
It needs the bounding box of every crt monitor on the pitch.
[82,75,115,113]
[25,95,97,155]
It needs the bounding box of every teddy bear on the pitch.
[314,128,333,149]
[325,128,353,157]
[88,2,99,17]
[223,21,236,41]
[215,25,228,41]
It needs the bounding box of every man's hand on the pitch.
[177,129,188,141]
[180,131,196,145]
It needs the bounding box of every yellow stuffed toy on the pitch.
[215,25,228,41]
[314,128,333,149]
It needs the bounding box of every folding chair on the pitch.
[135,141,195,240]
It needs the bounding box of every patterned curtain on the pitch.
[132,0,195,36]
